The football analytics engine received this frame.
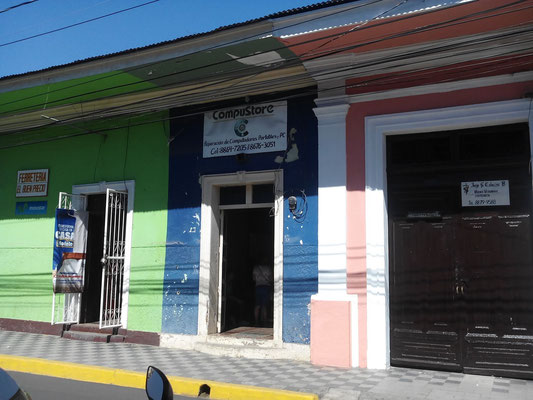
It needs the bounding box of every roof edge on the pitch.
[0,0,361,89]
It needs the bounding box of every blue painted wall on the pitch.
[163,96,318,343]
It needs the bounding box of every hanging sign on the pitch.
[203,101,287,158]
[16,169,49,197]
[461,180,510,207]
[52,208,88,293]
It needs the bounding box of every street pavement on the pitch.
[9,371,196,400]
[1,330,532,399]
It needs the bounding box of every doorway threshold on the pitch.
[161,332,310,361]
[216,326,273,341]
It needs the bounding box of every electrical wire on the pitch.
[300,0,409,57]
[347,50,533,91]
[2,0,515,113]
[92,133,105,182]
[299,0,530,60]
[2,3,527,128]
[3,46,532,151]
[4,1,520,130]
[0,1,530,140]
[122,121,130,182]
[4,25,531,128]
[0,0,161,48]
[0,0,38,14]
[0,0,388,110]
[4,0,114,40]
[1,33,530,138]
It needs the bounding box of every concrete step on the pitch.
[109,334,126,343]
[68,323,127,336]
[62,330,111,343]
[192,340,310,361]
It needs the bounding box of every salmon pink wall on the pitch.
[310,299,351,368]
[346,79,533,367]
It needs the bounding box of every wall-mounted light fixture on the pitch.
[288,196,297,212]
[287,192,307,222]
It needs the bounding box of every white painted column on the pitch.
[312,96,360,367]
[313,97,350,294]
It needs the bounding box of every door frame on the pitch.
[198,170,284,342]
[364,98,533,369]
[72,180,135,329]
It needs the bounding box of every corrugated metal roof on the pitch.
[0,0,361,81]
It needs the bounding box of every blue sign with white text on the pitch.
[52,208,88,293]
[15,201,47,215]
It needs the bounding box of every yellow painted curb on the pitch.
[0,354,318,400]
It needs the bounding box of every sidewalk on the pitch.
[1,330,532,399]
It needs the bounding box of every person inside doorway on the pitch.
[253,257,273,327]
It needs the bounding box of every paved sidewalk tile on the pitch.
[0,330,531,399]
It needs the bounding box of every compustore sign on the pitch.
[203,101,287,158]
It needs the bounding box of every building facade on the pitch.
[1,0,532,379]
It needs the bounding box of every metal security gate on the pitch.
[52,192,87,325]
[99,189,128,328]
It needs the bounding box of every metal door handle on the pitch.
[455,284,465,295]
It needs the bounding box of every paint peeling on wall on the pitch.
[275,128,300,164]
[164,97,318,343]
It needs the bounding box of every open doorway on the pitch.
[51,181,133,328]
[70,181,133,330]
[220,208,274,333]
[79,194,105,324]
[199,171,283,342]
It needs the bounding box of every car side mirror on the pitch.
[0,368,31,400]
[146,366,173,400]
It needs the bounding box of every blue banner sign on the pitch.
[15,201,48,215]
[52,208,88,293]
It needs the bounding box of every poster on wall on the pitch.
[52,208,88,293]
[15,201,47,215]
[203,101,287,158]
[16,169,49,197]
[461,180,510,207]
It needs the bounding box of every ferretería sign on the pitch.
[203,101,287,158]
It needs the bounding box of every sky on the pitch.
[0,0,322,78]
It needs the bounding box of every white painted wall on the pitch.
[314,98,350,295]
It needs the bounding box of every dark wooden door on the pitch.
[458,212,533,378]
[390,215,461,370]
[387,123,533,379]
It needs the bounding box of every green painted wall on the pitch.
[0,112,169,333]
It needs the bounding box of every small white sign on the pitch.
[461,180,509,207]
[16,169,49,197]
[203,101,287,158]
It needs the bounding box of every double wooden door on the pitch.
[390,211,533,378]
[388,124,533,379]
